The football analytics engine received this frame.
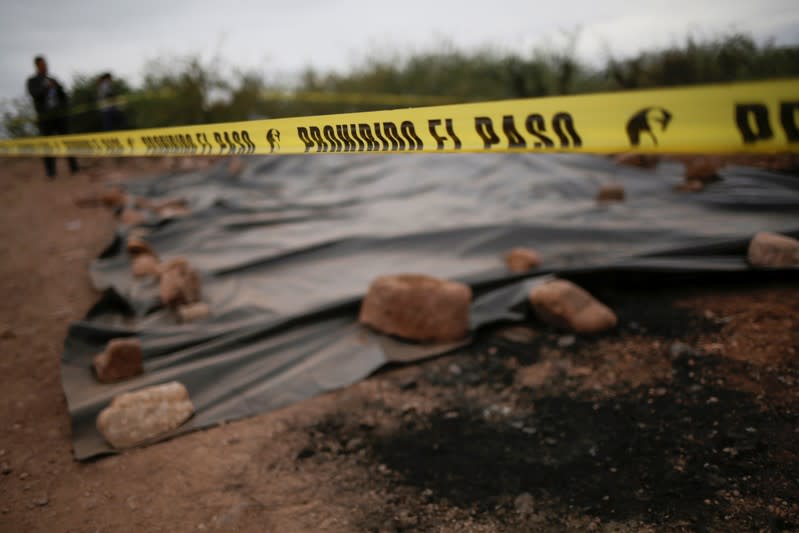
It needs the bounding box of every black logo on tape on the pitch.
[266,129,281,152]
[626,107,672,146]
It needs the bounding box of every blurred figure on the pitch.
[26,55,79,178]
[96,72,126,131]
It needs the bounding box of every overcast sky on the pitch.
[1,0,797,103]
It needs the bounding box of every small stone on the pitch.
[498,326,537,343]
[359,274,472,342]
[596,183,625,202]
[0,327,14,340]
[157,205,191,218]
[120,208,146,226]
[19,472,29,480]
[516,361,557,388]
[150,197,188,211]
[96,381,194,449]
[504,247,542,273]
[93,337,143,383]
[702,343,725,355]
[32,497,49,507]
[676,179,705,192]
[395,510,418,529]
[747,232,799,268]
[344,438,365,453]
[160,257,202,307]
[126,236,156,257]
[670,341,697,359]
[177,302,211,323]
[1,462,10,475]
[557,335,576,348]
[132,254,161,278]
[684,158,722,183]
[614,153,659,169]
[528,279,617,334]
[101,188,128,208]
[514,492,536,516]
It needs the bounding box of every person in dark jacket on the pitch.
[26,55,79,178]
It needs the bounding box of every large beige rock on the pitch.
[132,254,161,278]
[159,257,201,307]
[747,232,799,268]
[528,279,617,334]
[96,381,194,449]
[359,274,472,342]
[596,183,625,202]
[93,338,143,383]
[505,248,542,273]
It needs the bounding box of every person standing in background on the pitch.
[96,72,126,131]
[26,55,79,178]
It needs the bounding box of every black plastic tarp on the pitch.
[61,153,799,460]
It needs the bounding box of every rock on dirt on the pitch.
[504,247,542,273]
[93,337,144,383]
[747,231,799,268]
[528,279,617,334]
[96,381,194,449]
[159,257,202,307]
[359,274,472,343]
[596,183,625,202]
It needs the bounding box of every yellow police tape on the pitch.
[60,88,457,118]
[1,79,797,157]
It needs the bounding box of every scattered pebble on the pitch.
[514,492,536,516]
[557,335,576,348]
[31,497,49,507]
[1,462,11,475]
[670,341,697,359]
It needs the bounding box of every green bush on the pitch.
[2,32,797,137]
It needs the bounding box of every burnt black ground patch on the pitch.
[310,352,799,530]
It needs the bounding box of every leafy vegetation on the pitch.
[2,33,797,137]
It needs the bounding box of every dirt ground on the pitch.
[0,157,798,532]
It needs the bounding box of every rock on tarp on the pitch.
[61,153,799,460]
